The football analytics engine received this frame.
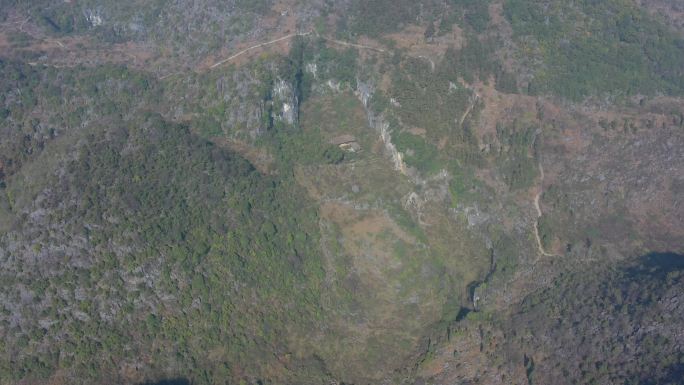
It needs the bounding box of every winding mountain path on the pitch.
[316,34,387,53]
[533,161,556,257]
[459,94,479,127]
[209,30,391,70]
[210,31,312,69]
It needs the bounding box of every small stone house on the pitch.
[330,134,361,152]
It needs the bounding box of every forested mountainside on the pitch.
[0,1,682,384]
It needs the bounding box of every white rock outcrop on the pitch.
[273,79,298,125]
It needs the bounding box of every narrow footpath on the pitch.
[533,161,556,257]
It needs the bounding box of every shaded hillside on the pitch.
[0,102,327,383]
[418,253,684,385]
[504,252,684,385]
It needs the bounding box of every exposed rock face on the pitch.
[356,81,407,174]
[273,78,298,125]
[84,9,104,27]
[305,62,318,78]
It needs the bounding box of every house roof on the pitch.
[330,134,357,145]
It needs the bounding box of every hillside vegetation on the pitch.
[0,0,683,384]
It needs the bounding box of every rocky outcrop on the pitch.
[84,9,104,27]
[272,78,299,125]
[355,80,407,174]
